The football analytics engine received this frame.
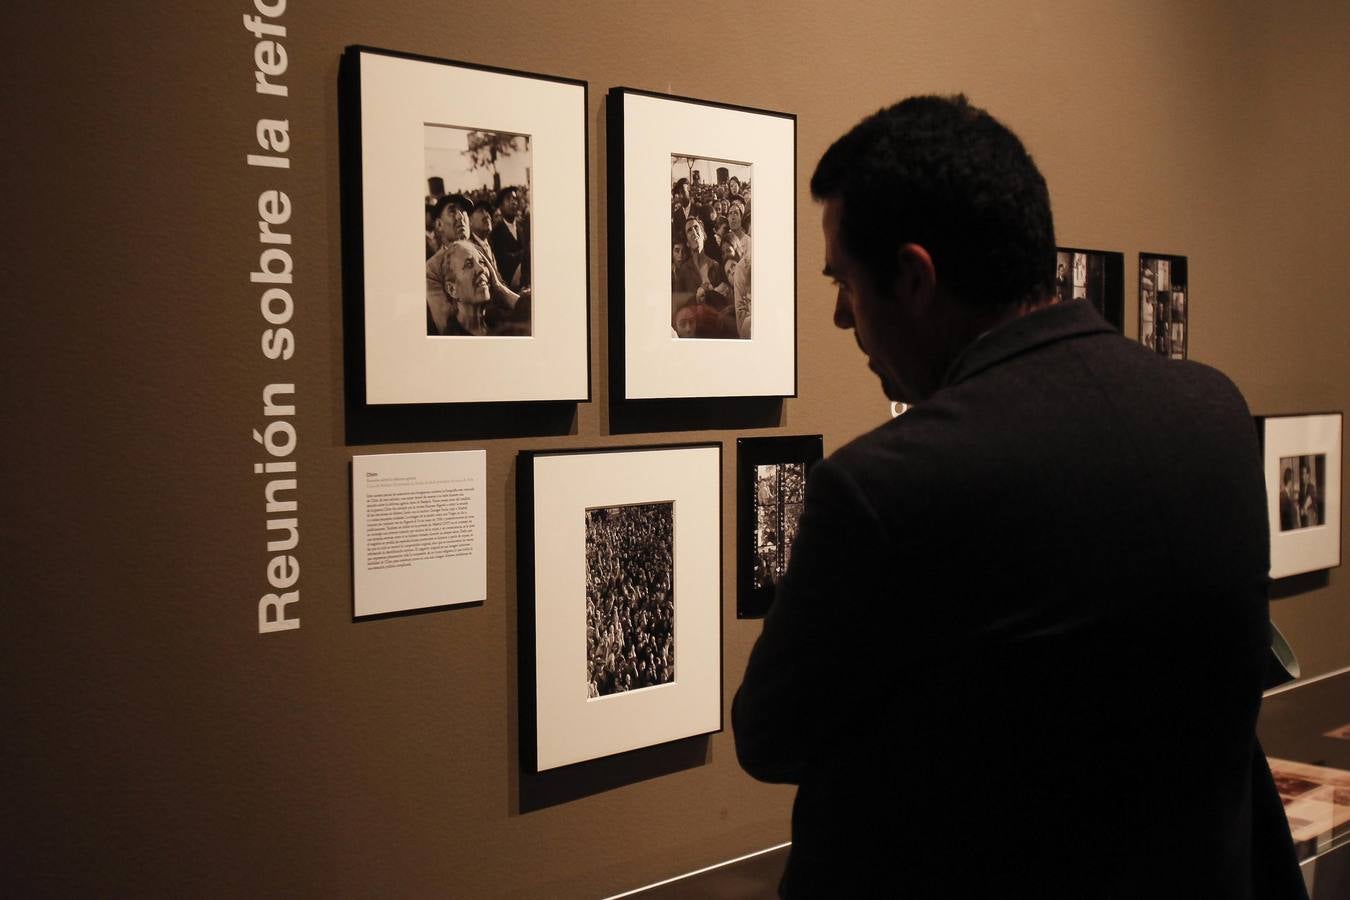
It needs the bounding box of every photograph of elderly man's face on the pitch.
[423,123,533,337]
[670,155,752,340]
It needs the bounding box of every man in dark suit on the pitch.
[489,186,529,290]
[1281,466,1301,530]
[733,95,1304,898]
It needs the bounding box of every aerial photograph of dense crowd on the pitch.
[584,502,676,699]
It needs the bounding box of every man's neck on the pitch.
[929,292,1063,399]
[978,291,1060,336]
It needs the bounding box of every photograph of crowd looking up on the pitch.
[671,156,753,340]
[584,502,676,700]
[1278,454,1326,532]
[752,463,805,590]
[423,123,533,337]
[1139,255,1187,359]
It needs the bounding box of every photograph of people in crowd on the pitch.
[424,124,533,337]
[1056,251,1099,314]
[671,156,752,340]
[584,502,675,699]
[1278,454,1326,532]
[1139,255,1187,359]
[752,463,805,590]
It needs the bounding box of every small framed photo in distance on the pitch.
[1258,412,1342,579]
[736,435,823,619]
[1138,252,1188,359]
[1055,246,1124,331]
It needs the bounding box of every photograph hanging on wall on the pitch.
[1055,246,1124,331]
[1138,252,1188,359]
[1258,412,1342,579]
[1277,454,1327,532]
[670,156,753,340]
[342,45,589,404]
[585,501,675,698]
[518,443,723,772]
[736,435,824,618]
[609,87,796,399]
[424,125,532,336]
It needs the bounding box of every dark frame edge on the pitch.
[345,43,587,90]
[609,84,797,122]
[338,48,370,417]
[607,89,628,402]
[516,450,540,774]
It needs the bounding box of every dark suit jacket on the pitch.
[733,301,1305,898]
[490,217,529,287]
[1280,490,1300,531]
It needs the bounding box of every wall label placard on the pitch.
[243,0,302,634]
[352,451,488,617]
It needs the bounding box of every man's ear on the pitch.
[895,243,937,311]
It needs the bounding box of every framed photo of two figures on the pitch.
[1258,413,1343,580]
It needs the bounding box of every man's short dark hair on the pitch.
[472,200,494,218]
[810,94,1056,309]
[673,177,689,195]
[495,186,519,209]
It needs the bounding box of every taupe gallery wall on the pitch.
[5,1,1348,895]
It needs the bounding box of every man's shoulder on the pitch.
[1082,336,1253,425]
[823,412,956,498]
[426,245,450,278]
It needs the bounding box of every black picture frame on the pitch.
[1138,252,1188,359]
[1055,246,1124,331]
[340,45,591,406]
[607,86,797,400]
[1255,412,1343,580]
[517,442,724,772]
[736,435,823,618]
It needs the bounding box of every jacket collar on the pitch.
[940,300,1116,389]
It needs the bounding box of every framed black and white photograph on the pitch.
[736,435,823,618]
[670,155,754,341]
[1138,252,1188,359]
[344,46,589,404]
[609,88,796,399]
[1258,413,1342,579]
[517,443,722,771]
[1056,246,1124,331]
